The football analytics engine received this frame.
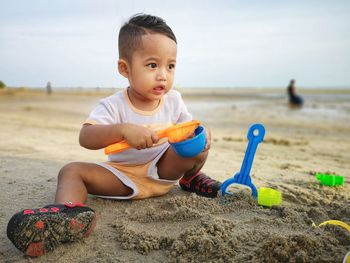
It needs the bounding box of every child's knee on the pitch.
[193,150,208,164]
[58,162,83,181]
[181,150,208,168]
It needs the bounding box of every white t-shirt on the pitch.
[85,88,192,165]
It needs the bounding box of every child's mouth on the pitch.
[153,86,165,94]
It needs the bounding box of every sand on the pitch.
[0,87,349,262]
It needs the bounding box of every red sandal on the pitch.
[7,202,96,257]
[179,172,222,198]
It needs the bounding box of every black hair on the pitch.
[118,13,177,61]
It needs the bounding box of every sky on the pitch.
[0,0,349,88]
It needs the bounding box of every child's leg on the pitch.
[157,148,221,198]
[55,162,133,203]
[157,148,208,180]
[7,162,132,257]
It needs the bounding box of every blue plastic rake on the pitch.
[220,123,265,198]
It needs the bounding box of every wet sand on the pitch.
[0,87,349,262]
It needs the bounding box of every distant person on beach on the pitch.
[287,79,303,107]
[46,81,52,95]
[7,14,221,257]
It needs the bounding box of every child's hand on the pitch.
[121,124,158,150]
[203,126,211,152]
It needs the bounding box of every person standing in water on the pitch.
[46,81,52,95]
[287,79,303,107]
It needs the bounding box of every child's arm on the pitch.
[79,123,159,150]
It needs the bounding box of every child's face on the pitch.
[120,33,177,107]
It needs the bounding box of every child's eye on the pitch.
[147,63,157,69]
[168,64,175,70]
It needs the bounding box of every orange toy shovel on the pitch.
[104,120,201,155]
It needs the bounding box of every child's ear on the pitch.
[118,59,129,78]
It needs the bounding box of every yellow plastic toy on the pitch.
[257,187,282,207]
[104,120,201,155]
[317,220,350,233]
[343,251,350,263]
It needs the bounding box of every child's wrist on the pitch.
[118,123,130,140]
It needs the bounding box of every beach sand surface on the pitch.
[0,88,349,262]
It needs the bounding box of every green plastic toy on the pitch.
[316,173,344,186]
[257,187,282,207]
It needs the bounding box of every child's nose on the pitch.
[156,68,167,81]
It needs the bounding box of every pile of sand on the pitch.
[109,187,349,263]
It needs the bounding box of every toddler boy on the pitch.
[7,13,221,257]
